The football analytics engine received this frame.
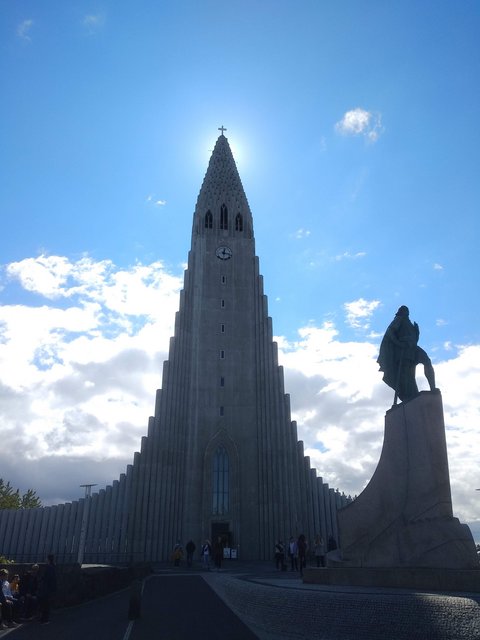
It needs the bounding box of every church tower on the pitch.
[0,131,348,564]
[128,131,307,560]
[123,131,350,561]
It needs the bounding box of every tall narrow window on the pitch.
[220,204,228,230]
[220,349,225,359]
[221,275,226,284]
[212,446,229,515]
[220,376,225,387]
[220,323,225,333]
[221,299,225,308]
[235,213,243,232]
[205,210,213,229]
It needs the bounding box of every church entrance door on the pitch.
[211,521,231,547]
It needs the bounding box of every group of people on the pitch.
[275,534,338,574]
[200,538,225,571]
[172,535,339,574]
[0,554,57,629]
[171,540,197,567]
[171,538,225,571]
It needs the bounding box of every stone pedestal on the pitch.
[337,391,478,569]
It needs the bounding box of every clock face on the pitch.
[216,246,232,260]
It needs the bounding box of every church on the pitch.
[0,131,349,563]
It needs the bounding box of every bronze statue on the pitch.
[377,305,436,403]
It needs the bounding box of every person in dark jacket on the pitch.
[213,537,224,571]
[38,554,57,624]
[297,534,308,575]
[274,540,285,570]
[186,540,196,567]
[19,564,39,619]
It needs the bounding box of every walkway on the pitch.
[2,561,479,639]
[129,574,257,639]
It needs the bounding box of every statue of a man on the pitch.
[377,305,436,403]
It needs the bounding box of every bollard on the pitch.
[127,578,142,620]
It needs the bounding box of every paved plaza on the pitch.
[1,561,479,639]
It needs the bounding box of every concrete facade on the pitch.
[0,134,349,563]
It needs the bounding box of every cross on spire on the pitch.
[218,125,227,136]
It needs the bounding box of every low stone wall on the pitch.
[0,563,151,608]
[303,567,480,592]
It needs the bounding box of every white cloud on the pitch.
[17,19,33,42]
[0,254,182,467]
[146,195,167,207]
[7,255,73,298]
[294,228,311,239]
[0,255,478,534]
[433,263,444,271]
[343,298,381,330]
[334,251,366,261]
[335,108,384,142]
[83,13,105,34]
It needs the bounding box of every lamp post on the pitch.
[77,484,97,565]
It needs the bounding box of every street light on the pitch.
[77,484,97,565]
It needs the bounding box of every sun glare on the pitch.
[198,128,248,172]
[229,139,246,168]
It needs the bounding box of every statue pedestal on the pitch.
[337,391,477,569]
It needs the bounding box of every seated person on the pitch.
[10,574,20,597]
[0,569,19,628]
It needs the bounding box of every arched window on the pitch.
[212,446,229,515]
[235,213,243,232]
[205,210,213,229]
[220,204,228,230]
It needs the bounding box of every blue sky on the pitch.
[1,2,479,539]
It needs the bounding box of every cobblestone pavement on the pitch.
[200,562,480,640]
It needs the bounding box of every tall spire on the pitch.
[194,134,251,236]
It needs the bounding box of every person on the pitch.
[9,575,20,597]
[1,572,19,604]
[0,569,19,628]
[185,540,196,567]
[288,536,298,571]
[213,537,223,571]
[377,305,436,403]
[19,564,39,619]
[38,554,57,625]
[201,539,212,570]
[313,535,326,567]
[326,535,339,566]
[172,541,183,567]
[297,534,308,575]
[274,540,285,570]
[327,535,337,553]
